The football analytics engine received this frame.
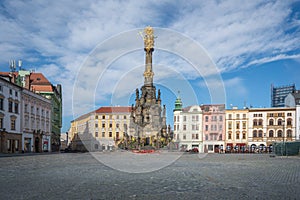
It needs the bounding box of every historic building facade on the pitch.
[173,104,203,152]
[21,89,52,152]
[225,108,249,152]
[0,70,62,151]
[0,77,22,153]
[129,26,167,147]
[70,106,131,151]
[201,104,226,153]
[248,107,296,151]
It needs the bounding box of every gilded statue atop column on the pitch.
[143,26,154,51]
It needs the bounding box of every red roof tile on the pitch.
[31,85,53,92]
[95,106,132,113]
[30,73,51,84]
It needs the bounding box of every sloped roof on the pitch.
[30,73,51,85]
[95,106,132,113]
[31,85,53,92]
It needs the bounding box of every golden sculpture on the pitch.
[142,26,154,51]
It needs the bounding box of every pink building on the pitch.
[201,104,226,153]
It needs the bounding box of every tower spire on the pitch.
[142,26,155,86]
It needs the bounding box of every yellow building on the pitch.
[225,108,249,152]
[69,106,131,151]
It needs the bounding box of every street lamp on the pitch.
[282,120,285,156]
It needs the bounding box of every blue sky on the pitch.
[0,0,300,132]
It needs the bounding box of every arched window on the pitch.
[269,119,274,125]
[258,130,263,137]
[287,118,292,126]
[277,130,282,138]
[287,130,292,138]
[253,130,257,137]
[278,119,282,126]
[258,119,263,126]
[269,130,274,137]
[253,119,258,126]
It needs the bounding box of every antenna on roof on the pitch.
[18,60,22,70]
[9,60,16,72]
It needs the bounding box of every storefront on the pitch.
[42,135,51,152]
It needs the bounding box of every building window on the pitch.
[253,130,257,137]
[95,115,98,119]
[9,89,12,95]
[228,122,232,129]
[102,132,105,137]
[242,122,246,129]
[0,118,3,129]
[174,116,176,122]
[174,125,176,131]
[219,116,223,121]
[287,130,292,138]
[183,116,186,122]
[116,115,119,119]
[0,98,3,110]
[11,118,16,130]
[95,124,98,128]
[183,134,186,140]
[102,123,105,128]
[116,124,119,129]
[287,118,292,126]
[236,122,240,129]
[219,134,222,141]
[205,125,208,131]
[269,130,274,137]
[236,133,240,139]
[243,114,246,119]
[228,133,231,140]
[219,125,223,131]
[183,125,186,131]
[253,119,258,126]
[258,130,263,137]
[205,116,209,122]
[109,132,112,137]
[8,100,13,112]
[258,119,263,126]
[269,119,274,125]
[124,115,127,119]
[277,130,282,138]
[102,115,105,119]
[109,123,112,128]
[236,114,240,119]
[277,119,282,126]
[205,134,208,140]
[278,113,283,117]
[258,114,263,117]
[242,133,246,139]
[95,132,98,137]
[195,134,199,139]
[228,114,232,119]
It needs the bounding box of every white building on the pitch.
[22,89,52,152]
[285,91,300,141]
[0,77,22,153]
[173,100,203,152]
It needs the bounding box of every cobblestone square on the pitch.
[0,152,299,199]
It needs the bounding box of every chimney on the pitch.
[25,74,30,90]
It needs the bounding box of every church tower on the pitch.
[129,26,167,148]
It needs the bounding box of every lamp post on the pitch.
[282,120,285,156]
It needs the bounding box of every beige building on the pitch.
[225,108,249,152]
[248,107,296,151]
[69,106,131,151]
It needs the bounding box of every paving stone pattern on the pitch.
[0,153,299,199]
